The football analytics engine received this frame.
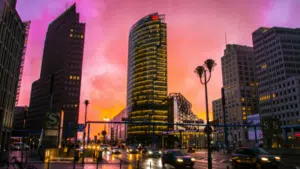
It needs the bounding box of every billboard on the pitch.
[247,114,263,140]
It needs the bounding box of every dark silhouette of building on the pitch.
[0,0,26,160]
[126,13,168,144]
[28,4,85,139]
[12,106,27,136]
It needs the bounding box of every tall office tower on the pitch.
[221,44,258,144]
[253,27,300,145]
[28,4,85,138]
[126,13,168,144]
[0,0,26,160]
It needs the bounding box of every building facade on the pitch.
[28,4,85,138]
[15,21,30,105]
[166,93,200,131]
[221,44,258,144]
[253,27,300,146]
[0,0,26,159]
[126,13,168,144]
[109,109,126,143]
[212,98,223,125]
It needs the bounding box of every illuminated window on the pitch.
[242,107,246,110]
[261,64,267,69]
[243,116,247,120]
[81,35,84,39]
[70,29,74,32]
[241,98,245,102]
[77,76,80,80]
[69,76,73,80]
[70,34,73,37]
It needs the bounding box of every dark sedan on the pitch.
[162,150,195,169]
[146,148,162,158]
[231,147,281,169]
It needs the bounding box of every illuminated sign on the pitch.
[152,15,159,21]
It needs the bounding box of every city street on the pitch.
[1,149,300,169]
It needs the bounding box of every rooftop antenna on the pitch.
[225,32,228,46]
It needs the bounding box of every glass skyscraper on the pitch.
[126,13,168,144]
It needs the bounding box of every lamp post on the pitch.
[195,59,216,169]
[82,100,90,165]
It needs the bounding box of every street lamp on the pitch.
[82,100,90,165]
[195,59,216,169]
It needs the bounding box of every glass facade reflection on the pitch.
[126,13,168,143]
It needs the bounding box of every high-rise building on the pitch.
[126,13,168,144]
[221,44,258,144]
[252,27,300,145]
[28,4,85,138]
[0,0,26,160]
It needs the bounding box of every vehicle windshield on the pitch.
[253,148,269,155]
[172,151,187,156]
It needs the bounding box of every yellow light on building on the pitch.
[70,29,74,32]
[70,34,73,37]
[81,35,84,38]
[69,76,73,80]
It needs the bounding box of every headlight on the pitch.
[148,151,153,154]
[159,151,162,154]
[275,156,280,161]
[261,157,269,162]
[177,158,183,162]
[191,158,196,161]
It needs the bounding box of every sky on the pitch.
[16,0,300,135]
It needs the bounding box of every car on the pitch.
[110,147,121,154]
[100,144,110,152]
[126,146,138,154]
[231,147,281,169]
[162,150,195,169]
[146,148,162,158]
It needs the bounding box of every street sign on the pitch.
[45,112,60,129]
[204,126,213,134]
[77,124,85,132]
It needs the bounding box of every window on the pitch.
[69,76,73,80]
[70,34,73,37]
[81,35,84,39]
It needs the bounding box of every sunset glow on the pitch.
[16,0,300,136]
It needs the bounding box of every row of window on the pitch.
[69,75,80,80]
